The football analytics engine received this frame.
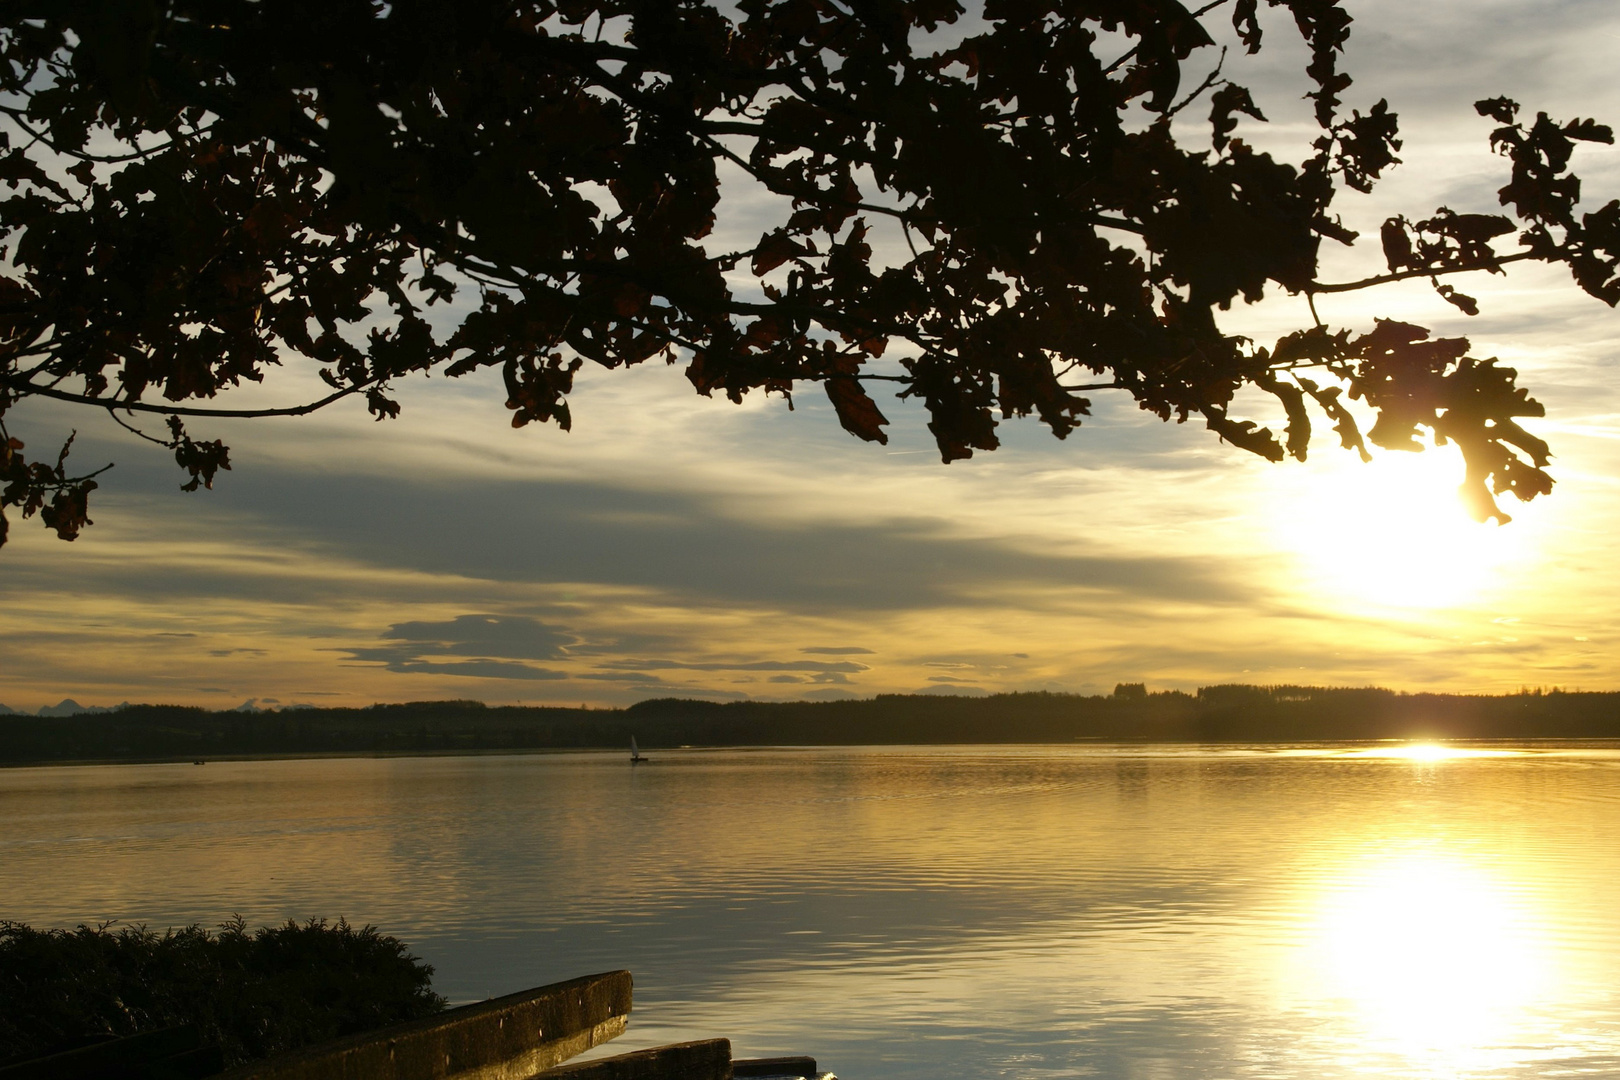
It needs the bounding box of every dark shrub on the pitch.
[0,917,446,1067]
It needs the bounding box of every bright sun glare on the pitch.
[1341,743,1520,761]
[1274,447,1535,611]
[1307,849,1552,1069]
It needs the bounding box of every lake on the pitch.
[3,745,1620,1078]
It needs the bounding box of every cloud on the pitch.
[381,614,574,660]
[365,658,568,681]
[598,658,869,673]
[47,443,1250,615]
[576,671,672,684]
[565,631,686,656]
[336,614,575,679]
[800,646,875,655]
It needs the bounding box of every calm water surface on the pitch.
[3,745,1620,1079]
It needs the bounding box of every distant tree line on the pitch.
[3,687,1618,765]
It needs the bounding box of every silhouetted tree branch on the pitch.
[1,0,1615,546]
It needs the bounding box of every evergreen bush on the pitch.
[0,917,446,1068]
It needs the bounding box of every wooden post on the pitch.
[214,970,632,1080]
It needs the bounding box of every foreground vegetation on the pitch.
[0,919,445,1068]
[3,687,1618,765]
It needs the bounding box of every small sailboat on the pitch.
[630,736,647,764]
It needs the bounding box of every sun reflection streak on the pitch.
[1304,847,1555,1072]
[1339,743,1522,761]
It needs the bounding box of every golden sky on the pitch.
[3,0,1619,711]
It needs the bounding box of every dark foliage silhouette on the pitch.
[2,0,1616,545]
[0,917,446,1068]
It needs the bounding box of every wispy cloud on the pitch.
[356,658,569,681]
[597,659,869,673]
[379,615,575,660]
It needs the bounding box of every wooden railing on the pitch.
[218,970,632,1080]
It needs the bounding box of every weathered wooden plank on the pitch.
[539,1038,732,1080]
[215,970,632,1080]
[731,1057,817,1079]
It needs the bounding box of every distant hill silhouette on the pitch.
[1,687,1617,765]
[1,699,132,718]
[32,698,130,718]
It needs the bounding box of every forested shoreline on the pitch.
[3,686,1618,765]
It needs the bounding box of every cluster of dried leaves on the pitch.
[1,0,1616,546]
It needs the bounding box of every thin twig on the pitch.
[1310,250,1538,293]
[0,106,202,163]
[1,377,376,419]
[104,410,173,447]
[1163,48,1227,120]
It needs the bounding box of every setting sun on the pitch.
[1272,447,1537,611]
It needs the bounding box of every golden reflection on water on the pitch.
[1303,844,1555,1073]
[5,748,1620,1078]
[1337,743,1523,761]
